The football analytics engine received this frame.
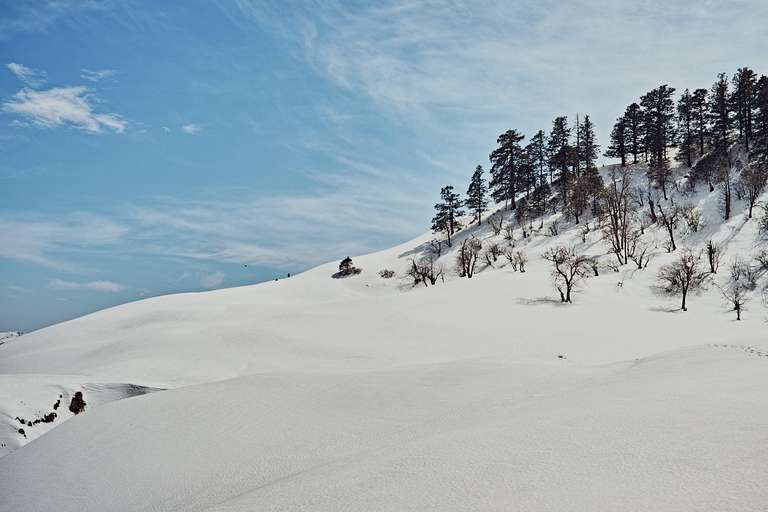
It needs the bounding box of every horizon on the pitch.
[2,0,768,331]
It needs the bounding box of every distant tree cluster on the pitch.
[415,67,768,315]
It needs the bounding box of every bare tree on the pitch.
[741,165,768,219]
[487,215,503,236]
[627,231,653,269]
[706,240,721,274]
[407,256,444,287]
[730,256,758,290]
[542,246,591,303]
[601,168,634,265]
[656,249,710,311]
[502,221,515,243]
[483,242,502,268]
[680,204,702,233]
[504,249,528,272]
[456,237,482,278]
[718,282,750,320]
[656,201,681,252]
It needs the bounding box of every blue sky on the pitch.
[1,0,767,331]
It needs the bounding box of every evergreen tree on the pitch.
[431,185,464,247]
[577,114,599,170]
[709,72,732,157]
[604,116,628,166]
[466,165,488,224]
[546,116,572,206]
[691,88,709,158]
[489,129,525,210]
[640,85,676,198]
[751,75,768,168]
[640,84,677,166]
[623,103,644,164]
[528,130,548,189]
[676,89,695,167]
[731,67,758,151]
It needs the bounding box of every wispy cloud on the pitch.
[182,123,202,135]
[0,213,129,268]
[6,62,47,87]
[2,86,126,133]
[49,279,125,292]
[200,272,225,289]
[237,0,768,150]
[80,68,117,82]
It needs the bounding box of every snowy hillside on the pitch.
[1,162,767,511]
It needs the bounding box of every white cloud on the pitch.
[2,86,126,133]
[182,123,202,135]
[6,62,46,87]
[238,0,768,157]
[0,213,129,268]
[200,272,225,289]
[80,68,117,82]
[49,279,125,292]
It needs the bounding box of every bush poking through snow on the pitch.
[333,257,361,278]
[378,269,396,279]
[69,392,86,415]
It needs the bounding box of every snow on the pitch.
[0,163,766,510]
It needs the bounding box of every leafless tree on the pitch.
[680,204,702,233]
[542,246,591,303]
[706,240,721,274]
[656,201,681,252]
[407,256,444,287]
[718,282,750,320]
[456,237,482,278]
[426,239,444,258]
[754,249,768,272]
[502,221,515,243]
[483,242,502,267]
[627,231,653,269]
[601,168,634,265]
[487,215,503,236]
[730,256,758,290]
[741,166,768,218]
[504,249,528,272]
[656,249,710,311]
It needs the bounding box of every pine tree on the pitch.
[731,67,757,151]
[623,103,643,164]
[604,116,628,167]
[676,89,695,167]
[466,165,488,224]
[640,85,676,198]
[528,130,548,189]
[431,185,464,247]
[577,114,599,171]
[640,84,677,166]
[754,75,768,162]
[489,129,525,210]
[709,72,732,157]
[546,116,572,207]
[691,88,709,158]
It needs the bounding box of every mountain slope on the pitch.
[1,163,767,510]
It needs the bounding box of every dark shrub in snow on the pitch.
[69,392,86,415]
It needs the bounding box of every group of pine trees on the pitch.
[433,67,768,244]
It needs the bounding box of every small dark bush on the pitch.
[378,269,395,279]
[69,391,86,415]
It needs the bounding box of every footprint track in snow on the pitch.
[709,343,768,358]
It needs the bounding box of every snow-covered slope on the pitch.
[1,163,767,510]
